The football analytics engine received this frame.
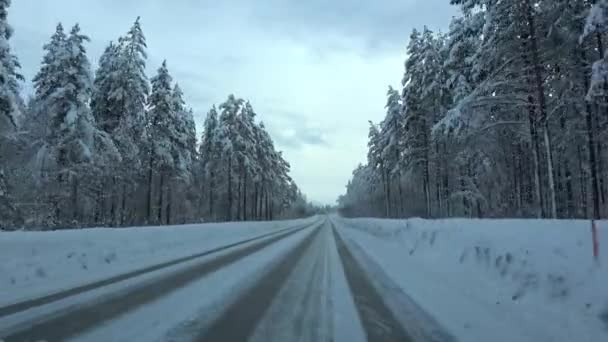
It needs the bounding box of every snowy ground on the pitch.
[333,216,608,342]
[0,217,317,307]
[2,215,606,341]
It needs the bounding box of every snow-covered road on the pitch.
[2,216,605,341]
[0,216,451,341]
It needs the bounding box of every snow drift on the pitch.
[334,217,608,342]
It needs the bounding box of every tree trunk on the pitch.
[166,179,172,225]
[157,171,164,224]
[577,143,589,218]
[146,159,154,224]
[434,143,442,217]
[227,157,233,221]
[208,170,215,221]
[398,175,404,218]
[523,0,557,218]
[243,171,248,221]
[443,143,450,217]
[71,175,79,224]
[586,110,601,219]
[257,186,262,221]
[564,160,574,218]
[386,168,392,218]
[253,183,258,221]
[597,140,606,206]
[264,190,269,220]
[109,176,116,226]
[542,127,557,218]
[460,166,468,217]
[94,181,103,225]
[120,181,127,226]
[260,188,264,221]
[422,119,431,218]
[198,173,205,220]
[512,148,522,215]
[596,32,607,212]
[527,109,544,218]
[236,169,242,221]
[580,45,602,219]
[380,163,389,218]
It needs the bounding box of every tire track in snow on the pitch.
[248,223,334,342]
[195,226,322,341]
[332,226,413,342]
[333,222,457,342]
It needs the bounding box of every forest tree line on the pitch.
[0,0,313,229]
[339,0,608,220]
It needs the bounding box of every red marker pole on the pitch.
[592,220,599,262]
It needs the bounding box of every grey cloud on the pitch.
[246,0,459,54]
[271,125,329,150]
[261,109,329,150]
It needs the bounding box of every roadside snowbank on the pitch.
[0,217,318,306]
[334,217,608,342]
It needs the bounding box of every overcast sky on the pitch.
[9,0,457,205]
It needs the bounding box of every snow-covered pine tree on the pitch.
[172,83,197,174]
[216,94,244,221]
[146,60,184,224]
[235,101,257,220]
[581,0,608,219]
[0,0,22,132]
[379,86,404,217]
[0,0,23,228]
[401,28,435,217]
[91,42,121,132]
[32,24,119,226]
[91,18,150,226]
[166,83,197,224]
[199,106,219,220]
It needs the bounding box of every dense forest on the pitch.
[339,0,608,220]
[0,0,313,230]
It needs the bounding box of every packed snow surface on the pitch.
[334,216,608,342]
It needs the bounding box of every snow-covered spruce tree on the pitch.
[91,17,150,226]
[581,0,608,219]
[338,164,381,217]
[251,120,269,220]
[32,24,119,227]
[199,105,220,220]
[146,60,187,224]
[400,28,437,218]
[0,0,23,228]
[365,121,387,217]
[216,94,244,221]
[256,122,284,220]
[0,0,22,132]
[235,101,257,221]
[166,83,197,224]
[379,86,404,218]
[195,98,303,222]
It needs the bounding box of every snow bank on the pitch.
[0,217,318,306]
[334,217,608,342]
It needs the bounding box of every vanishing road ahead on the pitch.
[0,218,454,342]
